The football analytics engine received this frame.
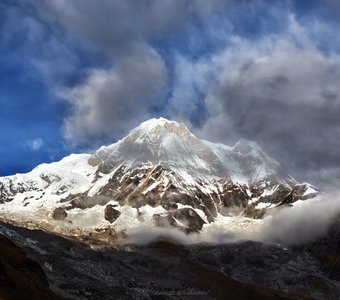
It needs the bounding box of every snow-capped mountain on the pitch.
[0,118,317,237]
[89,118,296,184]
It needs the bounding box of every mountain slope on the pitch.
[0,118,317,237]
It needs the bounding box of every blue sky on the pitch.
[1,0,340,185]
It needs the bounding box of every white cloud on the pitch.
[27,138,44,151]
[62,44,167,144]
[31,0,227,145]
[164,14,340,184]
[256,191,340,245]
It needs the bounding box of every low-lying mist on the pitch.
[126,189,340,247]
[258,190,340,245]
[126,224,240,246]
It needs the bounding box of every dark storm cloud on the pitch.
[62,44,167,143]
[37,0,224,52]
[217,71,340,177]
[198,17,340,184]
[33,0,226,144]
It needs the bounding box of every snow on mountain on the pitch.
[0,118,317,239]
[89,118,295,185]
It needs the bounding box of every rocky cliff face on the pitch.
[0,118,317,236]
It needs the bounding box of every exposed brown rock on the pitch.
[243,205,266,219]
[220,182,250,209]
[52,207,67,220]
[260,185,291,205]
[170,208,206,231]
[153,213,177,227]
[249,183,265,198]
[280,183,315,206]
[55,163,317,230]
[67,194,111,209]
[104,205,121,223]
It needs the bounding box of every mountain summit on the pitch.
[0,118,317,236]
[89,118,295,184]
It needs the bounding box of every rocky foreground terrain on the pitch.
[0,232,63,300]
[0,217,339,300]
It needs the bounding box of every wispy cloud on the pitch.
[26,138,44,151]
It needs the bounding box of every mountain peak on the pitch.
[134,117,181,128]
[123,117,192,144]
[140,117,173,126]
[233,139,263,153]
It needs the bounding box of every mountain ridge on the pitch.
[88,117,296,185]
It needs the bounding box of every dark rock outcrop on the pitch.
[153,213,177,227]
[68,194,111,209]
[243,205,266,219]
[281,183,317,204]
[152,208,206,232]
[52,207,67,221]
[104,205,121,223]
[260,185,291,205]
[170,208,206,231]
[220,182,250,208]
